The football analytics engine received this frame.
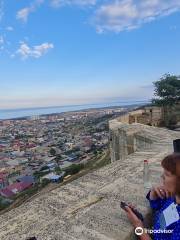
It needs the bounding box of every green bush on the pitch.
[65,164,84,175]
[0,199,10,211]
[55,166,62,174]
[40,166,49,171]
[41,178,51,187]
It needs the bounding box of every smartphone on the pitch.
[120,201,144,222]
[120,201,128,211]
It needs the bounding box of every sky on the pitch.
[0,0,180,109]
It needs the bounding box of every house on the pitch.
[0,145,6,152]
[0,172,8,189]
[59,161,72,170]
[17,175,35,184]
[0,182,33,198]
[40,172,65,183]
[0,188,14,198]
[0,178,5,189]
[67,155,78,162]
[47,162,57,170]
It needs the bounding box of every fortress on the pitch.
[0,120,179,240]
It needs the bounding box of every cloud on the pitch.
[50,0,97,8]
[16,42,54,59]
[93,0,180,33]
[0,35,4,44]
[16,8,31,22]
[0,35,4,50]
[6,26,14,31]
[16,0,97,22]
[16,0,44,22]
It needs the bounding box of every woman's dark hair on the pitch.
[161,153,180,196]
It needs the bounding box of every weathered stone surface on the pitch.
[0,122,179,240]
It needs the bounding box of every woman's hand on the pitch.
[149,186,173,200]
[124,205,144,228]
[124,205,151,240]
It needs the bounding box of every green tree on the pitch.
[41,178,51,187]
[55,154,62,165]
[50,148,56,156]
[40,166,49,171]
[152,74,180,126]
[55,166,62,174]
[65,164,84,175]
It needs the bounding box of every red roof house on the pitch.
[0,188,15,198]
[0,182,33,198]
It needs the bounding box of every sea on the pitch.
[0,101,149,120]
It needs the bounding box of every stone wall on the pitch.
[116,106,165,127]
[109,121,154,162]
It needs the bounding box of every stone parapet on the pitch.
[109,120,178,162]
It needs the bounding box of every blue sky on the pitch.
[0,0,180,109]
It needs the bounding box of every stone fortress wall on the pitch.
[0,121,179,240]
[116,107,163,127]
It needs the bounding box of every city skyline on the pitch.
[0,0,180,109]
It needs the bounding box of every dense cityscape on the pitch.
[0,107,127,211]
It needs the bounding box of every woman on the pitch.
[124,153,180,240]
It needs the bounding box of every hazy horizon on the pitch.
[0,100,150,120]
[0,98,150,111]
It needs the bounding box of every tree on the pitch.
[40,166,49,171]
[50,148,56,156]
[65,164,84,175]
[152,74,180,106]
[55,166,62,174]
[55,154,62,165]
[41,178,51,187]
[152,74,180,126]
